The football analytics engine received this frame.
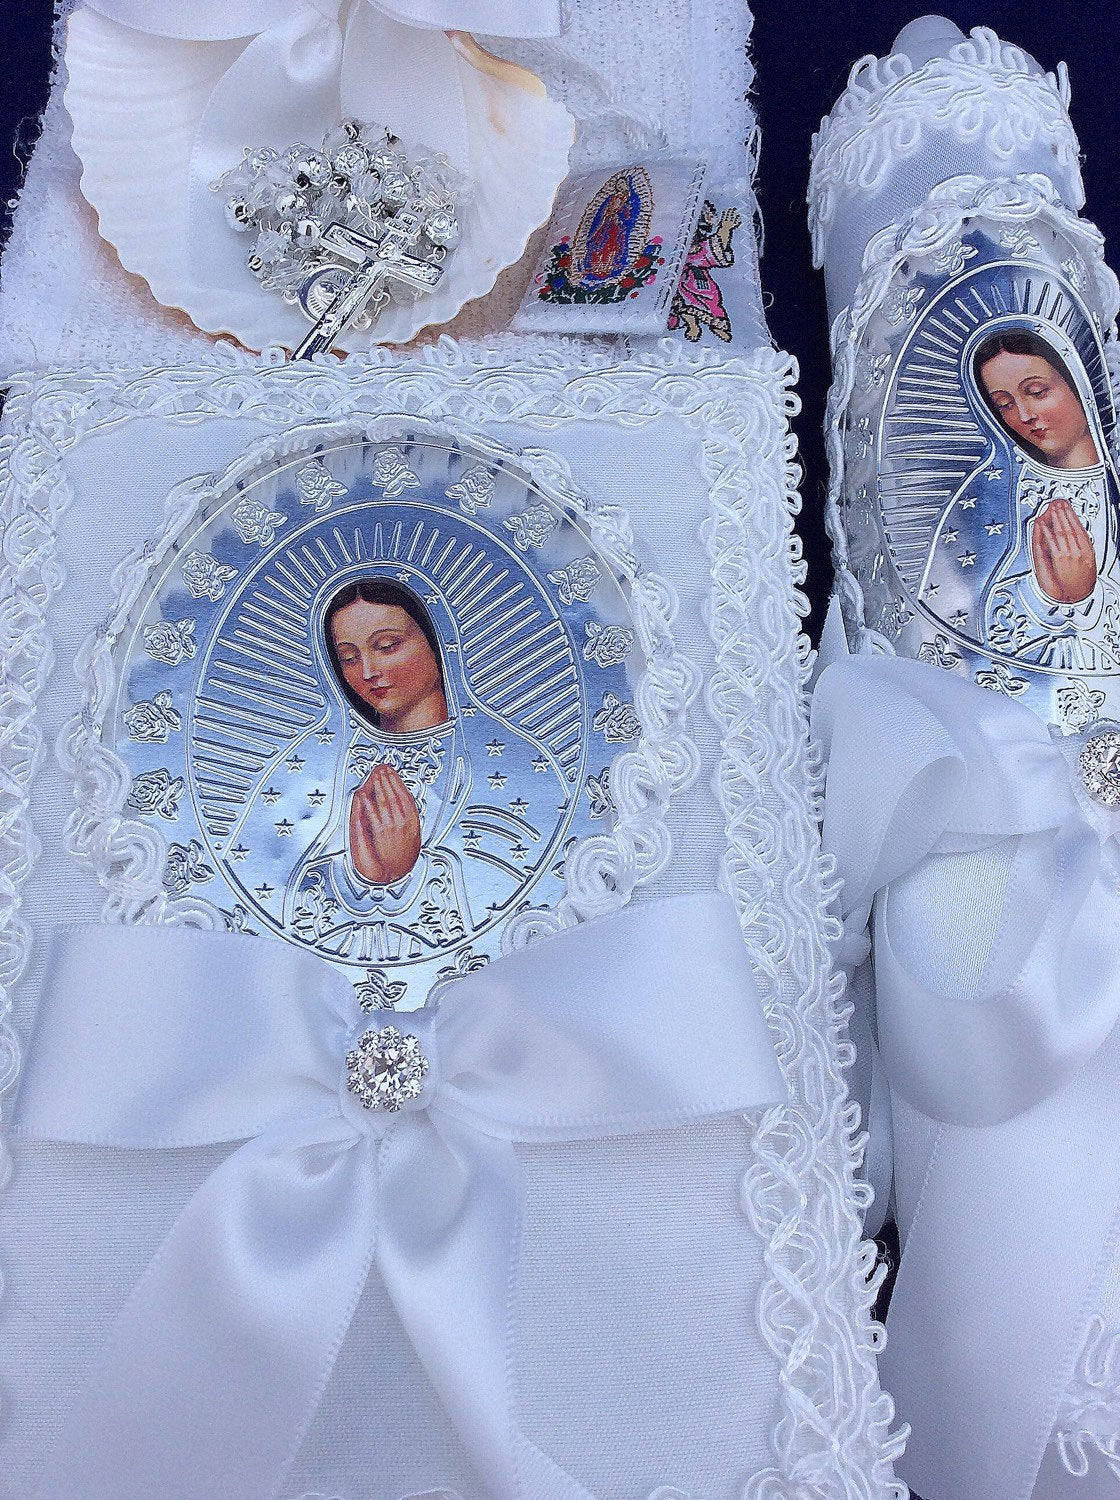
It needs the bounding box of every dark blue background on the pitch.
[2,2,1116,643]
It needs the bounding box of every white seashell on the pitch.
[64,13,574,351]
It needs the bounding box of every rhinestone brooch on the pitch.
[212,120,462,358]
[1080,729,1120,807]
[346,1024,430,1113]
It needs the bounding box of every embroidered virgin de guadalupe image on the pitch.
[869,253,1120,712]
[98,431,647,1008]
[513,157,707,335]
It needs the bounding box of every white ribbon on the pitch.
[81,0,564,302]
[813,653,1120,1500]
[12,891,786,1500]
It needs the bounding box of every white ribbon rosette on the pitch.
[814,652,1120,1500]
[64,0,574,348]
[11,892,787,1499]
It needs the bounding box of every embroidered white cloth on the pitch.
[13,893,787,1500]
[814,651,1120,1500]
[0,343,901,1497]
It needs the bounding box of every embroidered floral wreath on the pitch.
[537,236,665,304]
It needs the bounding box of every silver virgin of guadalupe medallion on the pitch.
[840,218,1120,736]
[103,430,643,1009]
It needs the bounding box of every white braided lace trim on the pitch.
[808,26,1082,267]
[822,173,1120,655]
[1053,1315,1120,1480]
[699,359,905,1496]
[59,411,700,946]
[0,337,899,1495]
[0,381,63,1202]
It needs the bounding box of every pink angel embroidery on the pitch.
[669,201,741,343]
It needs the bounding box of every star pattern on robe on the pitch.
[531,756,549,773]
[961,496,978,510]
[985,522,1005,536]
[255,882,275,900]
[950,609,969,628]
[276,819,294,837]
[286,755,305,773]
[464,829,482,851]
[317,730,335,744]
[486,740,505,756]
[943,530,959,544]
[959,550,977,568]
[308,788,326,807]
[262,787,281,805]
[488,772,508,790]
[230,843,250,863]
[509,798,529,815]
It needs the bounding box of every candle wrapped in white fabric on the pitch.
[812,17,1120,1500]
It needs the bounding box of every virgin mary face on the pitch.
[329,599,448,735]
[978,350,1099,469]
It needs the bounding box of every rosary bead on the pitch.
[293,216,324,250]
[424,210,460,249]
[273,188,309,219]
[224,197,255,232]
[333,144,371,180]
[380,169,413,210]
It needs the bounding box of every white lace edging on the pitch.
[58,412,700,947]
[0,337,898,1496]
[808,26,1082,267]
[822,173,1120,655]
[699,358,906,1497]
[1053,1315,1120,1481]
[0,381,71,1196]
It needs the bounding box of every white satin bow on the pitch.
[813,652,1120,1500]
[814,652,1120,1127]
[84,0,564,43]
[13,892,786,1500]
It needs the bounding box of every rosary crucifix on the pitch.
[294,213,445,359]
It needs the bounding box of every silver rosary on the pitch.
[213,121,462,357]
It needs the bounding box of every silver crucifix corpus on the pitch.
[293,218,444,359]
